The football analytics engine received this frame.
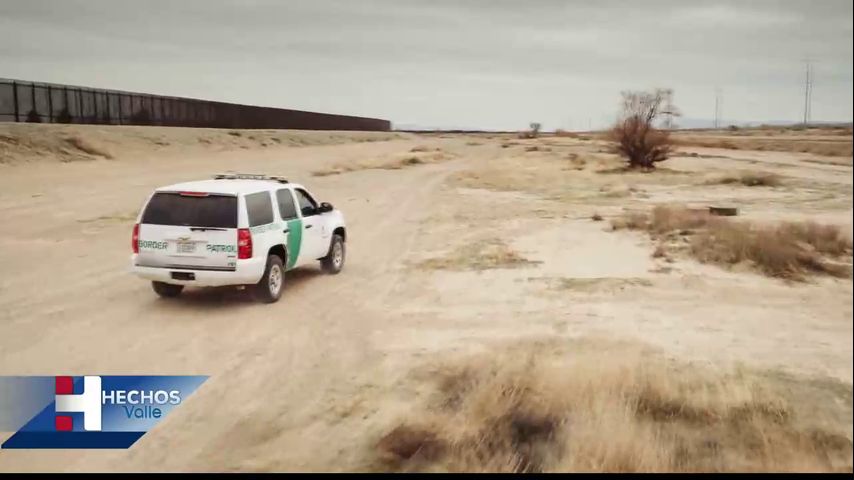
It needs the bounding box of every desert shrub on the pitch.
[709,172,782,187]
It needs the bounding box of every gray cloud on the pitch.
[1,0,851,129]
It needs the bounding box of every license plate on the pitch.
[176,242,196,254]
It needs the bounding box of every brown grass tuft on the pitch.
[417,239,540,271]
[707,172,783,187]
[611,206,852,280]
[373,343,853,472]
[64,136,113,159]
[313,150,451,176]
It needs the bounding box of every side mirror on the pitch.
[318,202,334,214]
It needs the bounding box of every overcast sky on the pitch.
[1,0,851,130]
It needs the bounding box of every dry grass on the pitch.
[707,172,783,187]
[610,206,853,280]
[538,277,653,292]
[417,239,540,271]
[674,136,852,157]
[373,342,853,472]
[64,136,113,159]
[313,149,452,176]
[567,153,587,170]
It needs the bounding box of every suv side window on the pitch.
[245,191,274,226]
[276,189,298,220]
[295,189,318,217]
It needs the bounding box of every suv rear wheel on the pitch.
[152,281,184,298]
[254,254,284,303]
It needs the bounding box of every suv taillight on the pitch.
[132,223,140,254]
[237,228,252,259]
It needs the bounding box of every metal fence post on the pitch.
[30,83,37,120]
[12,81,19,122]
[47,85,53,123]
[77,88,83,123]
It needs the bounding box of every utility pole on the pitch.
[661,89,676,130]
[802,59,813,126]
[714,87,722,129]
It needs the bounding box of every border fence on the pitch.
[0,78,390,131]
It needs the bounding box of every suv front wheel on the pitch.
[254,254,285,303]
[320,234,345,274]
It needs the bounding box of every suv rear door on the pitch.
[136,191,239,271]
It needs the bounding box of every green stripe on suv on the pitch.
[286,218,303,269]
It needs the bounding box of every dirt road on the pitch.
[0,125,851,471]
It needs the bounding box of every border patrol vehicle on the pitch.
[130,174,346,303]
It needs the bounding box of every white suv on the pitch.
[130,174,346,303]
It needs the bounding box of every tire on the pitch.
[254,255,285,303]
[320,234,345,274]
[152,281,183,298]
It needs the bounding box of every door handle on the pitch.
[305,225,313,229]
[283,228,289,233]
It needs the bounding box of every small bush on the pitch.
[610,211,650,231]
[64,136,113,159]
[611,206,852,280]
[709,172,783,187]
[518,122,542,139]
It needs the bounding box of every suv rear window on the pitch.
[142,192,237,228]
[245,191,274,227]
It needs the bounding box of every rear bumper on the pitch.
[130,255,265,287]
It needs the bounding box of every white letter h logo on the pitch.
[55,376,102,431]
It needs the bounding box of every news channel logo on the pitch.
[0,375,207,449]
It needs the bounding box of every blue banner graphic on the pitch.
[0,375,207,449]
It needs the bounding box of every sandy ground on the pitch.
[0,124,851,471]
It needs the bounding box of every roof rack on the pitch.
[213,173,289,183]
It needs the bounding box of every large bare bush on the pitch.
[608,89,678,170]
